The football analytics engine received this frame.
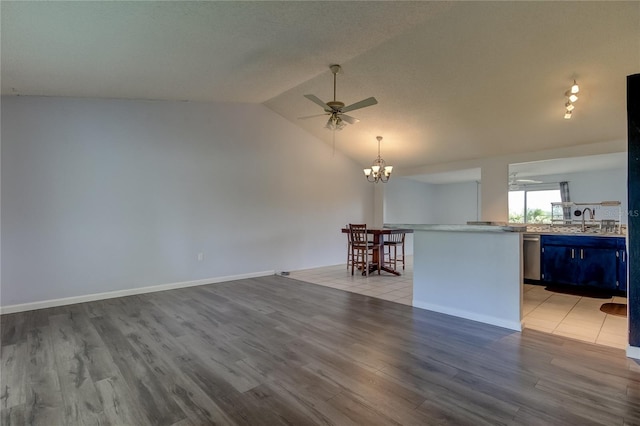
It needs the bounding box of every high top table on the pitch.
[342,227,413,276]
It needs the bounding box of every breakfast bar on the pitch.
[387,224,524,331]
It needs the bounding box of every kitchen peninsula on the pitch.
[386,224,525,331]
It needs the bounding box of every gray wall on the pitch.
[527,169,627,223]
[431,181,480,224]
[383,177,435,224]
[383,178,480,253]
[1,96,373,307]
[384,178,480,225]
[386,168,625,227]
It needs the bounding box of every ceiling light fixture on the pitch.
[566,92,579,103]
[564,79,580,119]
[364,136,393,183]
[326,114,346,131]
[571,80,580,94]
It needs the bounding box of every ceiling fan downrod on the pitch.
[327,65,344,110]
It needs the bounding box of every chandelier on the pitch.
[363,136,393,183]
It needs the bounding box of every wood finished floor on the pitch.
[1,275,640,426]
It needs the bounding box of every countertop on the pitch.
[384,223,626,237]
[384,224,526,233]
[525,231,625,238]
[525,224,625,238]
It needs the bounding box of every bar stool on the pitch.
[349,224,380,276]
[384,232,406,271]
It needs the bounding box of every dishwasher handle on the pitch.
[523,236,540,242]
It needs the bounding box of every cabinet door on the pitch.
[542,245,577,285]
[618,243,627,293]
[577,247,617,289]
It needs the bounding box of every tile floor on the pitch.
[522,283,628,349]
[289,257,414,306]
[288,255,629,350]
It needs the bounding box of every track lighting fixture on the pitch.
[570,80,580,94]
[564,79,580,119]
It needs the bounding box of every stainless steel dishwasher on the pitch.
[523,234,541,280]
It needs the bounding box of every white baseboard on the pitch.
[627,345,640,360]
[413,299,523,332]
[0,270,274,314]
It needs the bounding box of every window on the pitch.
[509,188,561,223]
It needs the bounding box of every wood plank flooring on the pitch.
[1,275,639,425]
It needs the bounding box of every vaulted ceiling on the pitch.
[2,1,638,173]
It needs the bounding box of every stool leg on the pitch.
[365,248,369,277]
[350,247,355,275]
[393,244,397,270]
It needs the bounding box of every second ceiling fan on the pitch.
[300,64,378,130]
[509,172,542,190]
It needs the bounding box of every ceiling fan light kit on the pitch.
[326,116,346,131]
[563,79,580,119]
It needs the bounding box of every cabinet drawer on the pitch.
[541,235,621,249]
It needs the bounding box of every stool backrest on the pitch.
[385,232,405,244]
[348,223,368,245]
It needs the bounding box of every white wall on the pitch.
[1,96,373,307]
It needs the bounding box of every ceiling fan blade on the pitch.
[517,179,543,184]
[304,94,330,110]
[341,96,378,113]
[340,114,360,125]
[298,113,329,120]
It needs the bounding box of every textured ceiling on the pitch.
[2,1,639,174]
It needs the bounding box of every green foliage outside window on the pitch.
[509,208,551,224]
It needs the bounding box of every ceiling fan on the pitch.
[509,172,542,189]
[299,64,378,131]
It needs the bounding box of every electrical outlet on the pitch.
[197,253,204,261]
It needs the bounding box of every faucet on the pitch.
[581,207,594,231]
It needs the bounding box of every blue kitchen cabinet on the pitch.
[541,244,578,285]
[541,235,625,293]
[577,246,618,290]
